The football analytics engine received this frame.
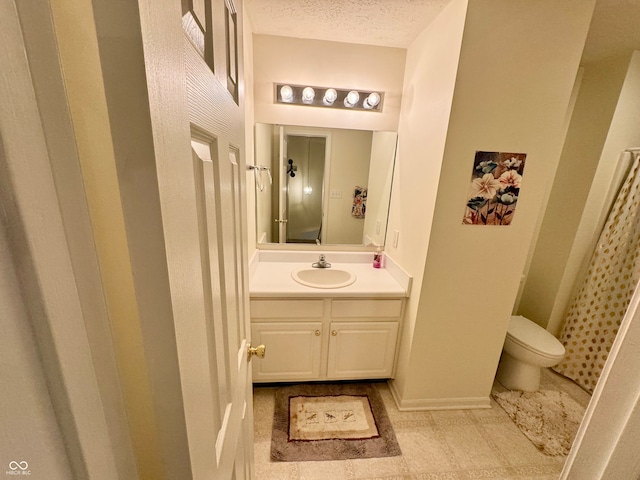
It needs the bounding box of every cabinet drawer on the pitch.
[250,299,324,319]
[331,299,403,319]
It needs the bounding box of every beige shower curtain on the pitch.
[554,151,640,393]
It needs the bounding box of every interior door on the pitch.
[141,0,254,478]
[183,2,254,478]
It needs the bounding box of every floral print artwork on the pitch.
[352,186,367,219]
[463,151,527,226]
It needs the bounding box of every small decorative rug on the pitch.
[492,390,585,456]
[271,382,402,462]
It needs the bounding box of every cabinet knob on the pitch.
[315,330,321,336]
[331,330,337,336]
[247,343,266,362]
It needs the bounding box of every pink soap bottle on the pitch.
[373,247,382,268]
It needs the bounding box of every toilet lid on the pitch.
[508,315,565,357]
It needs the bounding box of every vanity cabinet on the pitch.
[327,322,399,379]
[251,322,323,381]
[250,298,404,383]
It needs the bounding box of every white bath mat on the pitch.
[492,390,585,456]
[289,394,379,441]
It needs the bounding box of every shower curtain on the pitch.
[553,151,640,393]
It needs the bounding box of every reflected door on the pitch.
[283,135,327,244]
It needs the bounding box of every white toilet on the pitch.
[496,315,565,391]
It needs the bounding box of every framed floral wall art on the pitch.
[462,151,527,226]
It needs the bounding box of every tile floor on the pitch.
[252,369,592,480]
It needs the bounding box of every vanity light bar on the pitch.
[274,83,384,112]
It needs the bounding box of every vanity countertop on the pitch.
[249,251,410,298]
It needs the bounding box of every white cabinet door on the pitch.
[327,322,399,380]
[252,323,323,382]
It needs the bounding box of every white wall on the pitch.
[385,0,469,402]
[549,51,640,336]
[511,67,584,317]
[519,53,636,334]
[0,220,72,479]
[252,34,406,132]
[389,0,595,407]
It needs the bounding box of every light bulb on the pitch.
[280,85,293,102]
[323,88,337,105]
[344,90,360,107]
[363,92,381,109]
[302,87,315,104]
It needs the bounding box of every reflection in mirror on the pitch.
[285,136,326,243]
[254,124,397,247]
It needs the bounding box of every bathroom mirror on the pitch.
[253,123,397,247]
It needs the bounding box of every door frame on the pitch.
[1,0,135,477]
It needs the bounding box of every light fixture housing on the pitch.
[274,84,383,112]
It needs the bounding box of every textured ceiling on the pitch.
[244,0,452,48]
[245,0,640,63]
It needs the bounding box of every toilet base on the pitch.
[496,352,541,392]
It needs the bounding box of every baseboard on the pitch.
[388,379,491,411]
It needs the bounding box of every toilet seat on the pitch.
[507,315,565,359]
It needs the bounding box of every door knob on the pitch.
[331,330,337,336]
[247,343,266,362]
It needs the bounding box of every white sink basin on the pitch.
[291,268,356,289]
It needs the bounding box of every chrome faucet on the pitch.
[312,254,331,269]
